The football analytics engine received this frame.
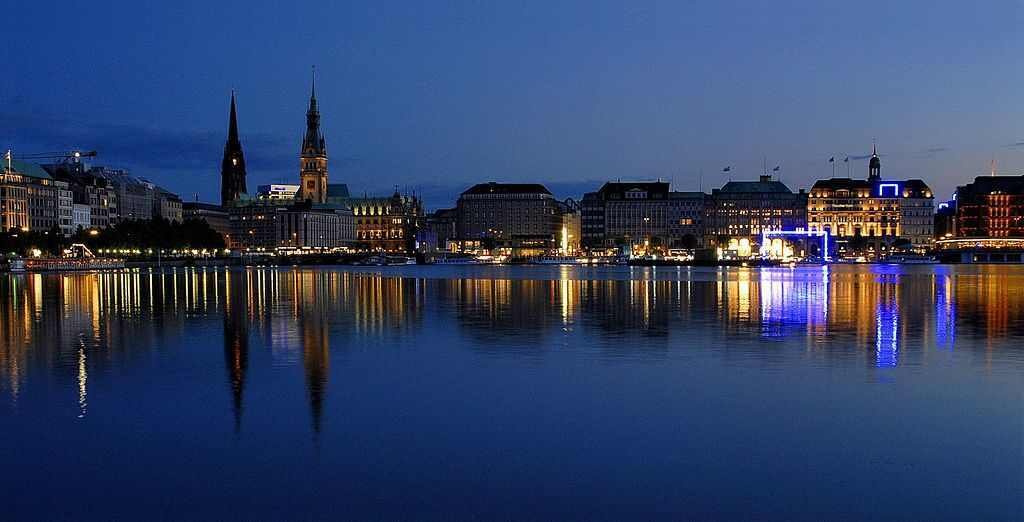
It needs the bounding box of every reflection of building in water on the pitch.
[934,273,956,351]
[757,268,829,339]
[875,285,900,368]
[351,274,423,336]
[300,291,330,435]
[224,270,249,432]
[445,278,570,345]
[577,278,677,340]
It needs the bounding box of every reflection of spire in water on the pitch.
[296,274,331,438]
[224,271,249,434]
[300,283,330,437]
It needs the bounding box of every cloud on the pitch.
[923,146,949,154]
[1,109,294,174]
[1007,141,1024,148]
[847,154,873,161]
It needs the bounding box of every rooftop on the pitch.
[461,182,552,196]
[8,160,52,180]
[718,179,795,194]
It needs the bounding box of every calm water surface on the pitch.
[0,265,1021,520]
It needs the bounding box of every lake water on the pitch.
[0,265,1021,520]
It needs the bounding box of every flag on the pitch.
[722,166,731,172]
[844,156,849,163]
[828,157,834,163]
[772,165,780,172]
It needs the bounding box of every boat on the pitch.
[533,255,585,265]
[7,258,26,272]
[431,256,484,265]
[355,254,416,266]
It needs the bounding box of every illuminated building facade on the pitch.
[456,183,575,253]
[0,167,28,232]
[229,201,354,250]
[705,175,807,257]
[1,160,76,234]
[349,190,424,253]
[954,175,1024,238]
[807,147,933,255]
[582,181,705,250]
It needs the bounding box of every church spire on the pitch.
[228,90,239,142]
[221,90,247,206]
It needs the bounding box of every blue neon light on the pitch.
[878,183,900,197]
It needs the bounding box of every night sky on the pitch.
[3,0,1022,208]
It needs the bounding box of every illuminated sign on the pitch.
[878,183,900,197]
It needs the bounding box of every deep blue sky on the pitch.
[3,1,1022,208]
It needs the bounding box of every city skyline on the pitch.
[4,1,1023,208]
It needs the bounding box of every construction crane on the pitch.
[4,149,97,177]
[10,150,97,162]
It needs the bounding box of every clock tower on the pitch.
[299,73,328,204]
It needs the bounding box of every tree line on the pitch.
[1,217,225,257]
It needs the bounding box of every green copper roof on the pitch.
[10,160,52,180]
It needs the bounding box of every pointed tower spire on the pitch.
[221,90,247,206]
[300,68,328,203]
[868,140,881,181]
[309,65,318,112]
[228,90,239,141]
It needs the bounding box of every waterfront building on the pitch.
[154,188,183,223]
[45,162,121,229]
[56,180,74,235]
[583,181,705,252]
[558,199,582,253]
[81,168,155,221]
[953,175,1024,238]
[228,201,354,250]
[807,146,934,255]
[455,182,575,254]
[934,199,957,239]
[72,203,91,230]
[183,202,231,238]
[349,190,424,253]
[221,91,248,207]
[705,175,807,257]
[580,191,605,248]
[418,208,458,252]
[0,163,28,231]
